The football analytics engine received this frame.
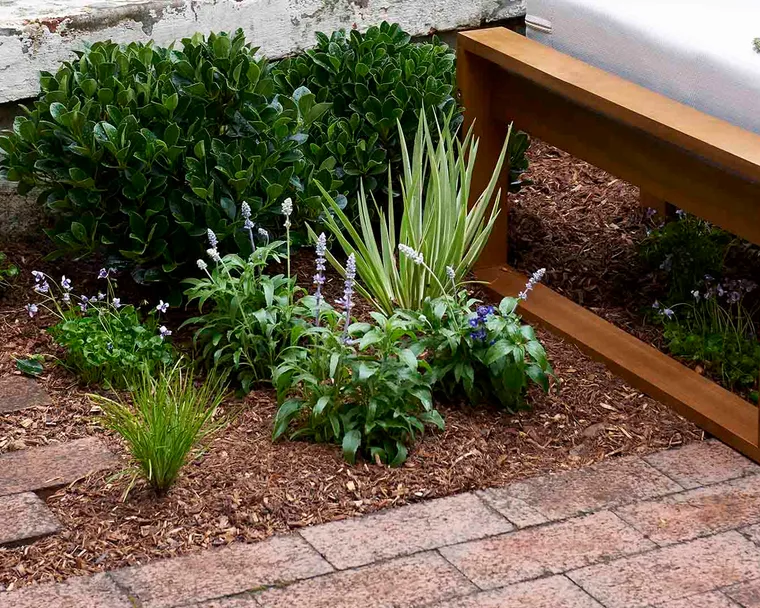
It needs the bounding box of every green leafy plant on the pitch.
[654,280,760,390]
[273,22,460,197]
[183,227,304,392]
[92,361,228,494]
[312,110,510,314]
[0,252,18,291]
[27,269,174,387]
[415,276,553,411]
[640,211,734,303]
[273,306,442,466]
[0,30,333,281]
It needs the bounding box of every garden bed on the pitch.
[0,240,700,589]
[510,140,760,403]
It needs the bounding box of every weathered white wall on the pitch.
[0,0,526,103]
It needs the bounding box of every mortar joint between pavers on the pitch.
[105,571,143,608]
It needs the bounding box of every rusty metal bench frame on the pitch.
[458,27,760,461]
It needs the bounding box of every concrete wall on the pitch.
[0,0,526,236]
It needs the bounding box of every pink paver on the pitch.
[742,523,760,546]
[656,591,739,608]
[428,575,603,607]
[725,579,760,608]
[440,510,653,589]
[0,437,117,497]
[488,455,683,521]
[476,490,549,527]
[300,492,513,569]
[0,376,52,414]
[0,574,132,608]
[253,552,475,608]
[615,474,760,545]
[568,531,760,608]
[0,492,61,546]
[111,534,332,608]
[644,439,760,489]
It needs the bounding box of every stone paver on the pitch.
[0,574,132,608]
[190,597,257,607]
[487,456,683,521]
[253,552,475,608]
[0,492,61,546]
[112,535,331,608]
[656,591,739,607]
[300,492,513,569]
[568,531,760,608]
[725,579,760,607]
[440,510,654,590]
[0,437,117,496]
[742,523,760,546]
[616,475,760,546]
[428,575,603,607]
[476,491,549,528]
[644,440,760,489]
[0,376,52,414]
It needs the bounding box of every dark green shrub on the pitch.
[273,22,460,196]
[639,212,734,303]
[0,30,334,281]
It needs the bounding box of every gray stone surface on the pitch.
[440,511,654,590]
[569,532,760,608]
[487,456,683,521]
[0,437,117,496]
[615,474,760,546]
[0,491,61,546]
[253,552,476,608]
[112,534,333,608]
[0,573,133,608]
[644,439,760,489]
[0,376,52,414]
[300,493,513,570]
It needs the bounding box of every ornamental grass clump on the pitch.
[92,361,228,494]
[312,109,511,314]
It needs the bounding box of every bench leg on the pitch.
[640,190,675,219]
[457,47,512,268]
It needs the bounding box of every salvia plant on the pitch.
[26,268,174,387]
[92,361,228,494]
[273,253,442,466]
[416,268,554,411]
[312,110,510,314]
[183,225,304,391]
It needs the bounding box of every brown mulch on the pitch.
[0,238,701,589]
[509,140,663,344]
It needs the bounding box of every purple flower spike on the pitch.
[338,253,356,339]
[313,233,327,326]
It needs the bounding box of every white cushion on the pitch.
[526,0,760,134]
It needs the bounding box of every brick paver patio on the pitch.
[1,438,760,607]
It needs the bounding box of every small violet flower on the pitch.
[97,292,106,301]
[25,303,38,318]
[662,308,675,319]
[31,270,44,283]
[691,290,700,301]
[98,268,109,280]
[62,292,70,304]
[156,300,169,314]
[61,275,71,291]
[112,298,122,309]
[159,326,172,339]
[34,281,50,294]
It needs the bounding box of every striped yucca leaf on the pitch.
[310,110,511,314]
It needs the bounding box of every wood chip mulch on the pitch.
[0,204,701,590]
